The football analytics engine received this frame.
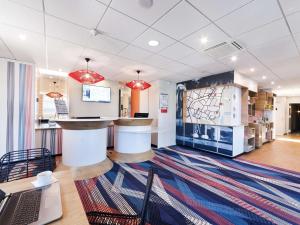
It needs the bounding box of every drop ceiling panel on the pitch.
[131,28,175,52]
[80,48,113,69]
[287,11,300,34]
[110,73,133,82]
[119,63,158,78]
[187,0,253,21]
[236,19,290,49]
[46,16,90,46]
[182,24,230,52]
[0,25,45,64]
[178,52,216,68]
[159,42,195,61]
[96,0,111,5]
[295,33,300,46]
[118,45,153,61]
[46,38,84,71]
[0,37,14,59]
[140,54,174,68]
[160,61,194,73]
[279,0,300,15]
[216,0,282,36]
[164,73,193,83]
[219,51,259,70]
[235,63,268,78]
[250,36,299,66]
[86,34,127,54]
[97,66,121,79]
[152,1,210,40]
[270,56,300,79]
[247,68,277,84]
[144,69,173,82]
[9,0,43,11]
[199,62,232,75]
[110,0,181,25]
[0,1,44,33]
[108,55,137,68]
[45,0,106,28]
[97,8,148,42]
[180,68,207,78]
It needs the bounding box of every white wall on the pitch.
[234,71,258,92]
[275,96,300,135]
[139,89,149,113]
[146,80,176,148]
[0,59,7,157]
[68,78,120,117]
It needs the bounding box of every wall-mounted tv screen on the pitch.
[82,84,111,103]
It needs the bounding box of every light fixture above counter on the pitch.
[126,70,151,90]
[69,58,105,84]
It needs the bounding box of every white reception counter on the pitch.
[113,118,153,154]
[56,118,116,167]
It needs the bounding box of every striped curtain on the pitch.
[0,59,35,157]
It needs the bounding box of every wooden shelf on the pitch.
[256,91,274,111]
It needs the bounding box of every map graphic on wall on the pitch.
[184,85,241,126]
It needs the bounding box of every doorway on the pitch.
[290,104,300,133]
[119,88,131,117]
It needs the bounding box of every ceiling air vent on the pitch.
[204,41,243,59]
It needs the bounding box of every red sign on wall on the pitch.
[161,108,168,113]
[160,93,168,114]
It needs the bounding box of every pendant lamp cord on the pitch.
[85,58,90,72]
[137,70,141,81]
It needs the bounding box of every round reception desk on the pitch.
[56,118,116,167]
[113,118,153,154]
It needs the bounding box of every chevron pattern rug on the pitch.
[75,146,300,225]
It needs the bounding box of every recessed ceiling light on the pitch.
[58,68,62,72]
[231,56,237,62]
[250,68,255,72]
[200,37,208,44]
[148,40,159,47]
[277,85,281,89]
[19,34,27,41]
[271,81,275,85]
[262,75,267,80]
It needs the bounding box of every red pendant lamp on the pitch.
[69,58,104,84]
[126,70,151,90]
[46,81,63,98]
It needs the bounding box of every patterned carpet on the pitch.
[75,146,300,225]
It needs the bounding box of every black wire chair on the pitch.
[86,167,156,225]
[0,148,54,182]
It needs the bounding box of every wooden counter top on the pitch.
[0,171,89,225]
[114,118,153,126]
[56,117,117,130]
